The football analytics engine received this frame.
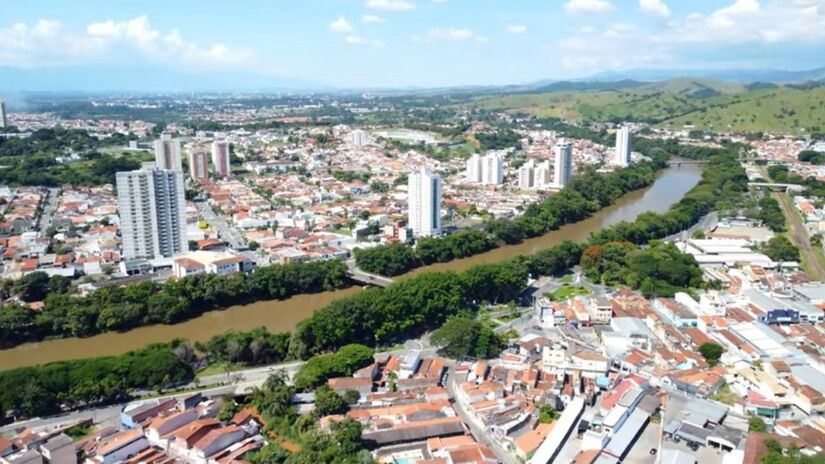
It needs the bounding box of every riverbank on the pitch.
[0,164,702,370]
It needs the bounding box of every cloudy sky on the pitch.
[2,0,825,88]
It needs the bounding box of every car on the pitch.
[649,449,658,456]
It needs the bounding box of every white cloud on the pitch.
[505,24,528,34]
[674,0,825,44]
[476,36,489,43]
[366,0,416,11]
[329,16,354,34]
[424,28,474,41]
[361,15,385,24]
[0,16,250,68]
[565,0,613,14]
[639,0,671,17]
[345,35,385,47]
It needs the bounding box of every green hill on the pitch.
[460,78,825,136]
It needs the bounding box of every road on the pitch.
[445,365,519,464]
[1,340,435,436]
[194,200,247,250]
[345,260,395,287]
[663,212,718,242]
[36,187,60,231]
[774,192,825,280]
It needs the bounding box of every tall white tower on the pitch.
[615,126,632,167]
[189,150,208,181]
[408,166,442,237]
[518,160,535,190]
[0,100,6,129]
[350,129,368,147]
[466,153,483,183]
[482,153,504,185]
[554,139,573,187]
[534,160,552,189]
[117,167,187,260]
[154,134,182,171]
[211,141,231,178]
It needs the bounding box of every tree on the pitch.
[699,342,724,367]
[15,271,51,302]
[762,236,800,262]
[748,414,767,432]
[431,317,503,359]
[538,404,560,423]
[314,385,348,416]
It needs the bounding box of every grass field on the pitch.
[461,78,825,135]
[547,284,590,301]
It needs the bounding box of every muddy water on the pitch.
[0,164,701,370]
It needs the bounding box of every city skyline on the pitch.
[2,1,825,90]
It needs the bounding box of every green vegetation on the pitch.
[762,236,801,262]
[292,344,374,391]
[756,196,787,232]
[537,405,561,423]
[64,424,94,440]
[331,170,371,183]
[581,242,703,297]
[430,316,503,359]
[760,438,825,464]
[0,259,349,350]
[247,373,370,463]
[798,150,825,165]
[699,342,725,367]
[197,328,291,366]
[356,156,663,276]
[710,383,738,405]
[0,343,193,421]
[475,129,521,150]
[547,284,589,301]
[749,414,768,432]
[463,80,825,135]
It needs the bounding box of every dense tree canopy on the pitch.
[430,316,503,359]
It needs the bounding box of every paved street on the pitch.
[445,365,518,464]
[194,200,247,250]
[36,187,60,231]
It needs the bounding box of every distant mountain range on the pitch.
[0,64,824,95]
[585,67,825,84]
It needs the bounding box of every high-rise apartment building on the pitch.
[154,134,182,171]
[482,153,504,185]
[534,160,552,189]
[554,139,573,187]
[189,150,209,180]
[0,100,6,129]
[615,126,632,167]
[351,129,368,147]
[518,160,535,190]
[211,141,231,177]
[466,153,483,183]
[407,166,441,237]
[117,167,187,260]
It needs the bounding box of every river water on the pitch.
[0,164,701,370]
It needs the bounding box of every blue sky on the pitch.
[2,0,825,88]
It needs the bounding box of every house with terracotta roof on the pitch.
[86,430,148,464]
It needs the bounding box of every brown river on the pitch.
[0,164,701,370]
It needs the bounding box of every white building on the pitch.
[350,129,368,147]
[116,167,187,260]
[211,141,231,177]
[534,160,552,189]
[615,125,632,167]
[518,160,535,189]
[408,166,441,237]
[0,100,6,129]
[482,152,504,185]
[466,153,483,183]
[154,134,182,171]
[188,150,208,181]
[172,250,252,279]
[554,139,573,187]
